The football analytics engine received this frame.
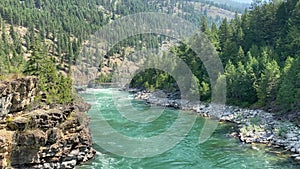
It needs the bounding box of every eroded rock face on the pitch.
[0,77,38,116]
[0,77,95,168]
[8,107,96,169]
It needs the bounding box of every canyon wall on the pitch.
[0,77,95,168]
[0,77,37,116]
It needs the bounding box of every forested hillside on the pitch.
[131,0,300,114]
[146,0,247,26]
[211,0,251,11]
[0,0,299,114]
[0,0,110,104]
[0,0,244,103]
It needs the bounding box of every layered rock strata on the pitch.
[0,77,95,169]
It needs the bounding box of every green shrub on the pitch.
[276,125,288,137]
[250,116,261,125]
[6,117,13,123]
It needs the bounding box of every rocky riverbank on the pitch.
[0,77,96,168]
[134,90,300,161]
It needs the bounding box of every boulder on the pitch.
[46,128,62,144]
[7,117,28,131]
[61,160,77,169]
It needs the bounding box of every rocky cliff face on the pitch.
[0,77,38,116]
[0,77,95,168]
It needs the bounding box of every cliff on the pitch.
[0,77,38,116]
[0,77,95,168]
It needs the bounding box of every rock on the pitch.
[43,163,51,169]
[291,137,298,141]
[46,128,62,144]
[70,149,79,156]
[11,145,40,166]
[0,157,8,168]
[251,146,260,151]
[291,154,300,158]
[7,117,28,131]
[266,134,274,141]
[0,77,38,116]
[230,132,238,137]
[5,107,94,168]
[73,101,91,112]
[0,77,95,168]
[285,133,298,139]
[61,160,77,169]
[222,110,232,116]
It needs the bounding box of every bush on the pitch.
[6,117,13,123]
[250,116,261,125]
[276,125,288,137]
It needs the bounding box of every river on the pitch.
[78,88,300,169]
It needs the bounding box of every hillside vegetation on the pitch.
[130,0,300,115]
[0,0,299,116]
[0,0,244,103]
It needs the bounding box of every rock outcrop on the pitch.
[0,77,38,116]
[0,77,95,168]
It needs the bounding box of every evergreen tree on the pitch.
[237,46,245,63]
[200,16,208,33]
[277,56,300,111]
[24,39,45,76]
[256,60,281,107]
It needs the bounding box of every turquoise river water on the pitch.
[78,88,300,169]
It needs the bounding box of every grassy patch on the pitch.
[6,117,13,124]
[0,73,24,81]
[250,116,261,125]
[275,125,288,137]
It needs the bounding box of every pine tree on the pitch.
[0,53,6,73]
[24,39,44,76]
[256,60,281,107]
[285,1,300,58]
[208,23,220,51]
[200,15,208,33]
[225,60,236,102]
[226,61,257,106]
[9,25,17,43]
[237,46,245,63]
[218,18,232,50]
[277,56,300,111]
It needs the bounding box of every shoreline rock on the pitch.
[133,89,300,161]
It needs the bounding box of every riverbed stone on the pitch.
[286,133,298,139]
[62,160,77,168]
